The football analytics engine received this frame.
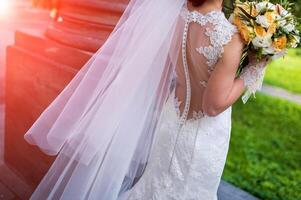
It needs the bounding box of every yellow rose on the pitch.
[234,7,240,15]
[267,23,277,35]
[273,36,287,51]
[233,15,243,30]
[241,25,255,44]
[254,25,267,37]
[264,12,276,25]
[233,16,254,44]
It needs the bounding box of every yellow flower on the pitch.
[233,15,243,30]
[234,7,242,16]
[233,15,254,44]
[240,27,253,44]
[254,25,267,37]
[273,36,287,51]
[267,23,277,35]
[241,25,255,44]
[264,12,276,25]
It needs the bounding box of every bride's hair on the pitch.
[188,0,206,7]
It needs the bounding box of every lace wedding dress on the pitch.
[24,1,267,198]
[118,6,238,200]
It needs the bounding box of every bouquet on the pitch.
[227,0,300,103]
[230,0,300,68]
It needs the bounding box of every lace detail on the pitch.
[200,80,208,88]
[174,95,182,119]
[239,61,267,104]
[176,7,236,124]
[196,17,237,70]
[181,7,237,71]
[173,90,205,123]
[196,46,220,70]
[124,6,234,199]
[127,87,232,200]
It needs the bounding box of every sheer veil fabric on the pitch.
[24,0,187,199]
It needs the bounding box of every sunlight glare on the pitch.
[0,0,12,18]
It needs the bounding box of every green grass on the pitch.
[223,94,301,200]
[264,49,301,94]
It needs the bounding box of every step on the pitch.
[59,11,120,29]
[5,45,77,187]
[52,15,112,41]
[59,0,128,14]
[0,181,15,200]
[0,164,33,200]
[12,8,51,21]
[45,26,104,52]
[57,0,128,25]
[218,181,259,200]
[15,29,93,69]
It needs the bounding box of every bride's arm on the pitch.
[202,33,267,116]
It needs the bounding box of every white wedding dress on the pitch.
[24,1,267,199]
[120,5,238,200]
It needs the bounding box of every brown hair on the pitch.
[188,0,206,7]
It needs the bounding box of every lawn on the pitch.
[223,94,301,200]
[264,48,301,94]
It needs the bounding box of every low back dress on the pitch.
[122,3,238,200]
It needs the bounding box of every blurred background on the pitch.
[0,0,300,199]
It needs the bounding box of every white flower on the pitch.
[279,9,290,17]
[252,36,272,48]
[275,15,281,20]
[262,46,276,55]
[255,15,270,28]
[283,23,295,32]
[278,18,287,27]
[280,9,288,16]
[255,2,276,12]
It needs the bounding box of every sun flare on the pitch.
[0,0,12,18]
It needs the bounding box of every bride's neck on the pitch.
[187,1,223,13]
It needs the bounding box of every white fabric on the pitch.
[121,88,232,200]
[24,0,187,199]
[119,6,235,200]
[24,0,240,199]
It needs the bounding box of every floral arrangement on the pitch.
[229,0,300,65]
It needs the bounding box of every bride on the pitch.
[24,0,269,199]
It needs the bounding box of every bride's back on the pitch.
[174,2,237,119]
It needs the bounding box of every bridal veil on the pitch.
[24,0,186,199]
